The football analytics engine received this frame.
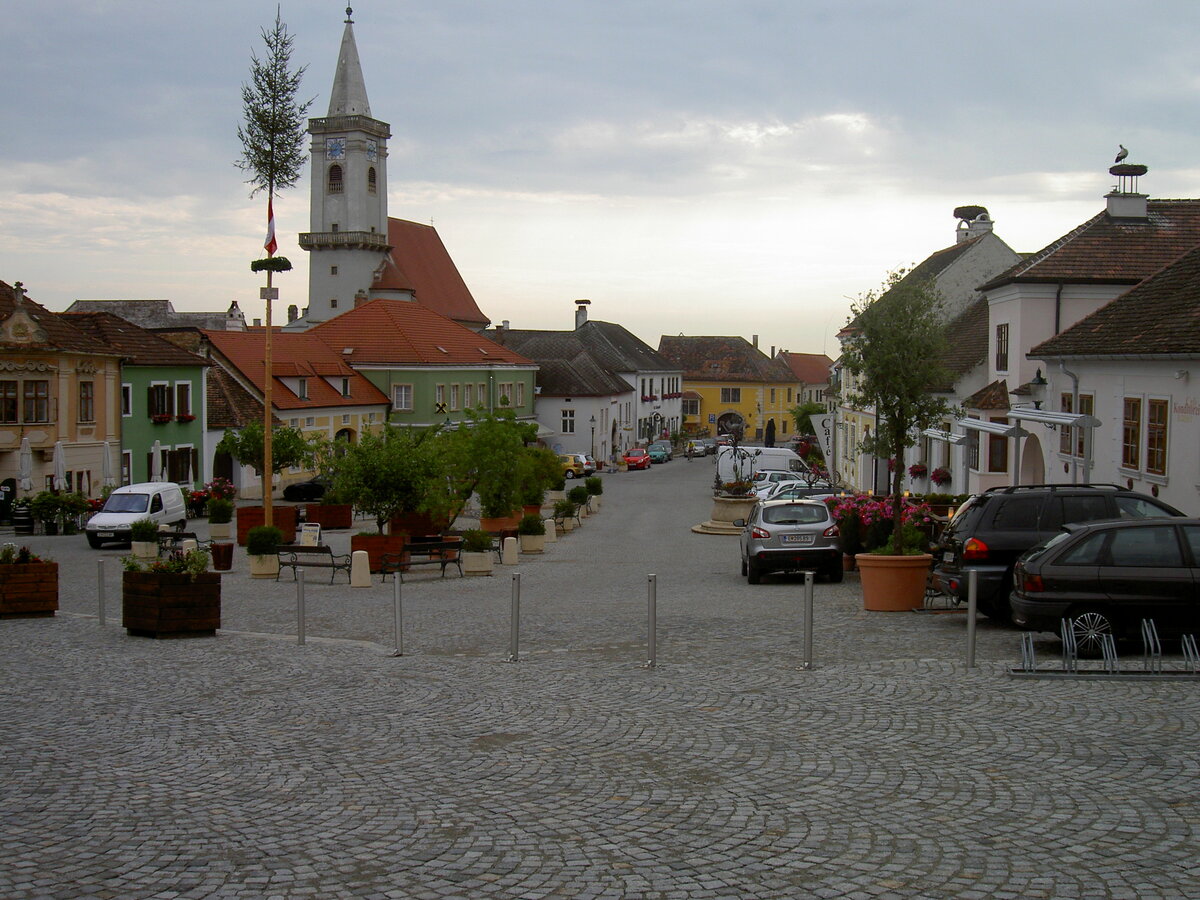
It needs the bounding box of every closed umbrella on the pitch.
[150,440,163,482]
[101,440,116,488]
[17,436,32,493]
[52,441,67,491]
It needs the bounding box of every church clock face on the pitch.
[326,137,346,160]
[366,139,377,162]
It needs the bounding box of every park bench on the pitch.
[157,531,211,555]
[380,536,464,583]
[277,544,352,584]
[551,504,580,533]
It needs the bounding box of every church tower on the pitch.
[296,6,391,327]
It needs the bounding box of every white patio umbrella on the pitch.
[101,440,116,488]
[150,440,164,482]
[17,436,33,493]
[51,441,67,491]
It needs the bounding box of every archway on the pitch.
[334,428,356,445]
[717,412,744,436]
[1019,433,1045,485]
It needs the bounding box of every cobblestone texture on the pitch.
[2,457,1199,897]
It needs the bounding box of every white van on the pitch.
[85,482,188,548]
[716,446,807,484]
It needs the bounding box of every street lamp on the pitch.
[589,415,596,458]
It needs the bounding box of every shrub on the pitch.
[584,476,603,496]
[207,498,234,524]
[28,491,60,524]
[517,514,546,536]
[124,548,211,578]
[246,525,284,556]
[567,486,589,506]
[0,544,45,565]
[461,529,494,553]
[549,473,566,492]
[129,518,160,542]
[553,499,576,519]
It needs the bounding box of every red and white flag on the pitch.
[264,198,278,256]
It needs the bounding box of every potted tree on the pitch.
[216,421,310,543]
[0,544,57,618]
[207,498,234,541]
[840,268,952,611]
[129,517,161,560]
[460,528,494,576]
[584,476,603,511]
[517,513,546,553]
[553,498,577,532]
[29,491,60,536]
[568,485,590,519]
[122,548,219,638]
[246,525,283,579]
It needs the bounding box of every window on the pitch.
[770,389,776,404]
[368,167,377,193]
[330,298,338,308]
[1147,398,1168,475]
[995,323,1009,372]
[327,164,343,194]
[515,382,525,407]
[341,378,351,398]
[479,383,487,407]
[78,381,95,423]
[296,378,308,400]
[435,384,446,411]
[331,266,338,275]
[1109,525,1183,567]
[562,409,575,433]
[392,384,413,411]
[1058,393,1093,456]
[23,380,49,422]
[721,387,741,404]
[1122,397,1141,469]
[121,384,132,417]
[682,398,699,416]
[0,381,16,423]
[987,417,1008,473]
[991,497,1042,531]
[498,383,512,407]
[305,417,315,427]
[464,383,473,408]
[965,427,980,470]
[450,384,460,411]
[148,383,172,417]
[176,383,191,417]
[787,388,793,403]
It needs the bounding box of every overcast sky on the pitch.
[5,1,1200,356]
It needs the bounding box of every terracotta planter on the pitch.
[0,562,58,618]
[462,550,494,576]
[388,512,444,537]
[843,554,856,572]
[480,513,521,532]
[248,555,279,579]
[518,533,545,554]
[122,570,220,637]
[856,553,932,611]
[351,533,407,573]
[210,542,234,571]
[236,506,298,546]
[522,504,543,518]
[305,503,353,530]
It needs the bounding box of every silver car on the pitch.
[735,499,842,584]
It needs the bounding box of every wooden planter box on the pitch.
[351,533,408,573]
[122,571,221,638]
[305,503,353,530]
[388,512,446,537]
[236,506,298,546]
[0,562,59,618]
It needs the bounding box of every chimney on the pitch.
[1107,160,1149,220]
[253,318,262,327]
[770,345,775,358]
[751,334,759,349]
[494,321,505,337]
[575,298,590,329]
[287,304,298,323]
[954,205,993,244]
[502,319,510,329]
[354,289,369,308]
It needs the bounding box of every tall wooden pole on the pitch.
[262,271,275,522]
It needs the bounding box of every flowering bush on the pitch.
[122,548,210,579]
[825,494,937,554]
[930,467,952,487]
[204,477,237,500]
[908,463,928,479]
[0,543,44,565]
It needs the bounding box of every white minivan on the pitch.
[85,482,188,548]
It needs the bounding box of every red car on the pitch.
[623,448,651,470]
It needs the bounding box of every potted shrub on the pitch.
[129,517,160,560]
[207,498,234,541]
[568,486,590,518]
[304,485,353,530]
[554,498,577,533]
[517,513,546,553]
[29,491,60,536]
[122,548,219,638]
[246,525,284,579]
[584,476,603,510]
[461,528,494,576]
[0,544,57,618]
[546,472,567,503]
[58,492,89,535]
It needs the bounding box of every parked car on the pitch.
[648,440,673,461]
[684,439,705,457]
[931,484,1184,621]
[282,476,329,502]
[623,448,652,470]
[1011,518,1200,656]
[700,437,718,455]
[559,454,586,479]
[735,498,842,584]
[647,445,670,464]
[761,482,835,503]
[583,455,598,475]
[85,482,188,548]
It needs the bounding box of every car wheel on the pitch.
[86,533,104,549]
[565,471,576,479]
[824,563,844,584]
[1067,608,1116,658]
[747,561,762,584]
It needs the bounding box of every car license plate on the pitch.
[98,532,114,538]
[782,534,814,545]
[942,552,954,564]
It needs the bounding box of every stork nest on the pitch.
[1109,164,1148,177]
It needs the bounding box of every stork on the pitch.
[1114,144,1129,163]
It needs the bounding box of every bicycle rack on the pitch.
[1141,619,1163,674]
[1019,633,1037,673]
[1060,617,1079,673]
[1183,634,1200,674]
[1100,633,1120,674]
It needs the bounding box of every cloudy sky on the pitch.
[5,1,1200,356]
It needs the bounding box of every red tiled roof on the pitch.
[777,351,833,384]
[372,218,489,327]
[309,299,533,368]
[982,200,1200,290]
[0,281,120,356]
[658,335,795,383]
[62,312,209,368]
[963,379,1010,410]
[204,328,389,411]
[206,364,273,428]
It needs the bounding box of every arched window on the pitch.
[367,167,377,194]
[327,165,343,194]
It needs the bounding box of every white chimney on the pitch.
[1107,161,1149,220]
[575,298,591,329]
[751,334,758,349]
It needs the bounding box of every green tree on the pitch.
[788,400,826,435]
[215,422,313,478]
[330,426,441,533]
[840,269,953,550]
[434,407,534,521]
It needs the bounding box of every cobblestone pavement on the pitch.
[3,458,1200,898]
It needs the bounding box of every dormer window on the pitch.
[328,165,344,194]
[297,378,309,400]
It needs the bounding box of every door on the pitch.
[1101,524,1194,634]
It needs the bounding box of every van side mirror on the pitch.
[732,518,746,527]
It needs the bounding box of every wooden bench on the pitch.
[277,544,352,584]
[157,531,212,555]
[380,536,463,582]
[552,505,580,532]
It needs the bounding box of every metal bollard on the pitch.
[391,576,404,657]
[644,574,657,668]
[966,569,977,668]
[97,558,106,628]
[801,570,814,669]
[506,573,520,662]
[297,570,306,646]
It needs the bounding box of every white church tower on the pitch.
[295,6,391,327]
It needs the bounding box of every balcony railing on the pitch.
[298,231,391,252]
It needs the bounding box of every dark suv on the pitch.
[930,484,1184,621]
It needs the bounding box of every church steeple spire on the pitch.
[327,6,371,117]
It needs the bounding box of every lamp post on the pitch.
[589,415,596,458]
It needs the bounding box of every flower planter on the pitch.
[388,512,445,538]
[692,495,757,535]
[518,533,545,554]
[462,550,493,576]
[856,553,932,611]
[209,522,232,541]
[131,540,159,561]
[236,506,298,546]
[122,571,220,638]
[351,533,407,573]
[480,513,521,533]
[522,504,543,518]
[305,503,353,530]
[0,562,58,618]
[248,554,279,579]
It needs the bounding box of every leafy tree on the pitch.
[788,400,826,435]
[215,422,313,478]
[330,426,441,533]
[434,407,534,521]
[840,269,953,551]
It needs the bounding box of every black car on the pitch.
[282,477,328,502]
[1011,518,1200,655]
[930,484,1183,621]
